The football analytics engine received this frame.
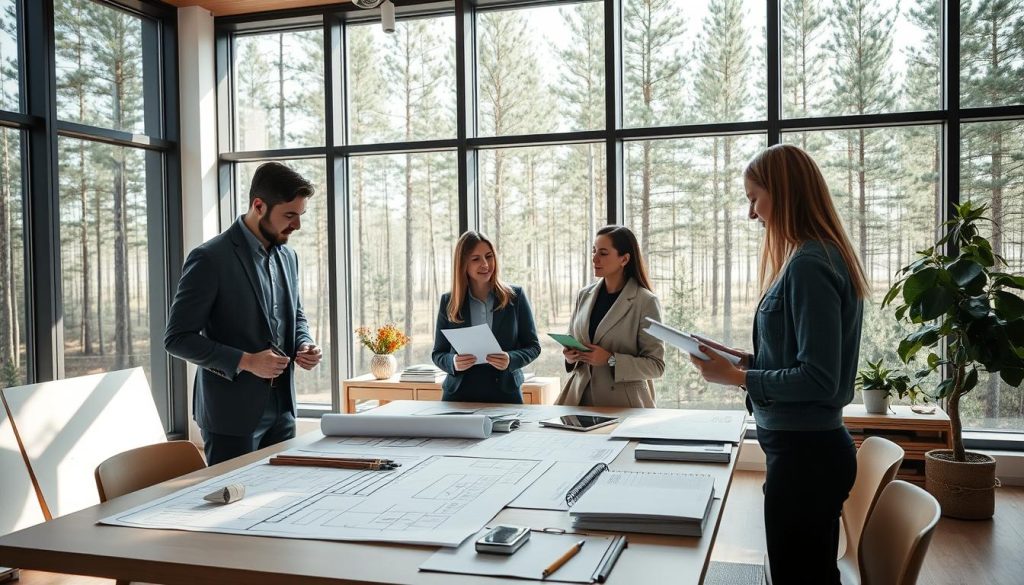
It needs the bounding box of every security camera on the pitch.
[351,0,383,8]
[381,0,395,33]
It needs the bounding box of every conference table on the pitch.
[0,400,741,584]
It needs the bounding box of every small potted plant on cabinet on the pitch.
[855,359,926,414]
[883,202,1024,519]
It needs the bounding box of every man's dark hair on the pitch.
[248,162,314,209]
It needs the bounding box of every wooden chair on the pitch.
[839,436,905,569]
[95,440,206,502]
[95,440,206,585]
[844,480,941,585]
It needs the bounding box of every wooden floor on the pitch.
[12,470,1024,585]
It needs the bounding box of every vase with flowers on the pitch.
[356,324,410,379]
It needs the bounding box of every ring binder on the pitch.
[565,463,609,507]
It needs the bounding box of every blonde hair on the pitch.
[744,144,869,299]
[447,231,514,323]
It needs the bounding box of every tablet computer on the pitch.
[538,415,620,432]
[547,333,592,352]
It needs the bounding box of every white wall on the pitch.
[177,5,219,444]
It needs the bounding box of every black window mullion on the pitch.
[24,0,62,382]
[766,0,780,145]
[455,0,478,233]
[604,0,622,225]
[216,28,234,229]
[943,0,960,226]
[323,14,349,413]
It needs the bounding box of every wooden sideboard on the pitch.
[843,403,953,485]
[337,374,560,413]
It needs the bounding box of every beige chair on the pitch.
[843,480,941,585]
[95,440,206,502]
[840,436,905,570]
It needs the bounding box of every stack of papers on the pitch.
[569,471,715,536]
[634,442,731,463]
[400,364,445,383]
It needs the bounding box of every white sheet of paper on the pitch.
[507,461,597,510]
[101,455,551,547]
[609,410,747,444]
[643,318,742,365]
[441,324,503,364]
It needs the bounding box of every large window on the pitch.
[216,0,1024,434]
[0,0,180,430]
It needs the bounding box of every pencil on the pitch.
[268,457,398,470]
[273,454,399,465]
[542,540,585,579]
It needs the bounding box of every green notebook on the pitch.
[547,333,592,352]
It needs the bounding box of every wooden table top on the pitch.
[0,401,740,585]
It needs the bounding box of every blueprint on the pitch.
[101,455,552,547]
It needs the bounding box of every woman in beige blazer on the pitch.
[555,225,665,407]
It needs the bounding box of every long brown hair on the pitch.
[595,225,654,291]
[744,144,869,299]
[447,231,514,323]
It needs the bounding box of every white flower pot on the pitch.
[862,389,890,414]
[370,354,397,379]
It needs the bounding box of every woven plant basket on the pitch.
[925,449,998,520]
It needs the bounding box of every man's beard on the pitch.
[259,215,290,246]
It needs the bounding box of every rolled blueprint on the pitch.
[320,414,493,439]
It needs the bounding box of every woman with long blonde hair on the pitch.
[690,144,868,584]
[431,231,540,403]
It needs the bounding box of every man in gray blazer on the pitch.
[165,162,322,465]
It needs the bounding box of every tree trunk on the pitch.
[722,137,733,345]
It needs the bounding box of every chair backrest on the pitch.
[95,440,206,502]
[859,480,941,585]
[843,436,905,565]
[1,368,167,518]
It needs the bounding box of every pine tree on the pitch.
[782,0,826,132]
[695,0,751,345]
[961,0,1024,418]
[826,0,898,269]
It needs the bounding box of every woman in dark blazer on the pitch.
[432,231,541,403]
[690,145,868,584]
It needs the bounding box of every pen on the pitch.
[542,540,585,579]
[268,343,289,386]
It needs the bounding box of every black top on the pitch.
[589,283,621,341]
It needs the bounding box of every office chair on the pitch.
[839,436,905,569]
[845,480,941,585]
[95,440,206,502]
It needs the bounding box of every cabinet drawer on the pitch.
[347,387,415,402]
[415,389,443,401]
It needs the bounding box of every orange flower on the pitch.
[355,323,409,354]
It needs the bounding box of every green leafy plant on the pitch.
[855,359,926,403]
[883,202,1024,461]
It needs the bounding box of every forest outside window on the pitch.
[234,28,325,151]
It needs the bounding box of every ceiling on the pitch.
[163,0,350,17]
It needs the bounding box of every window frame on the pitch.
[17,0,184,435]
[213,0,1024,447]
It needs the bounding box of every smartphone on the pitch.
[474,525,531,554]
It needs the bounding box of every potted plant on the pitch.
[883,201,1024,519]
[855,359,926,414]
[356,324,410,379]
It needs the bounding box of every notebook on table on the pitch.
[633,442,732,463]
[565,463,716,537]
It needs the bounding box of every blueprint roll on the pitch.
[320,414,493,439]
